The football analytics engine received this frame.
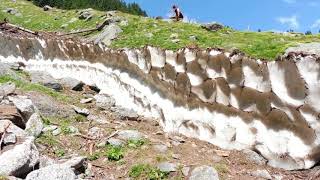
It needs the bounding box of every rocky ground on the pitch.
[0,62,320,180]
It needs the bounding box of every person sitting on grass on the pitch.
[171,5,184,21]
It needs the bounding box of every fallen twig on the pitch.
[106,130,119,140]
[59,18,111,36]
[1,22,38,35]
[74,133,96,140]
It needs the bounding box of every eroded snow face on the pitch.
[0,34,319,170]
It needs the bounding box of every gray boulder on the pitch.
[5,8,18,15]
[30,71,62,91]
[251,169,272,179]
[0,63,20,79]
[94,94,115,110]
[285,42,320,56]
[157,162,177,172]
[3,133,17,145]
[0,82,16,96]
[110,106,138,120]
[92,24,122,45]
[59,77,84,91]
[106,138,125,147]
[189,165,219,180]
[0,137,39,177]
[79,9,93,21]
[117,130,144,141]
[8,95,35,120]
[80,98,93,104]
[43,5,53,11]
[25,113,44,137]
[201,23,224,32]
[25,164,77,180]
[72,106,90,116]
[242,149,267,166]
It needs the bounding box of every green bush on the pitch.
[106,146,124,161]
[32,0,147,16]
[129,164,169,180]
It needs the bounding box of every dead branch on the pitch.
[59,18,111,36]
[1,22,38,35]
[106,130,119,140]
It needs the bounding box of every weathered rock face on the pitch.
[1,33,320,170]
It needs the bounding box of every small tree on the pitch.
[305,30,312,35]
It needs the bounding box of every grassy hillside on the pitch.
[1,0,320,60]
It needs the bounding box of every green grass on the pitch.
[127,139,146,149]
[105,145,124,161]
[0,75,70,102]
[129,164,169,180]
[1,0,320,59]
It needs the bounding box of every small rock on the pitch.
[8,95,35,120]
[171,39,180,43]
[107,138,125,147]
[5,8,18,15]
[157,162,177,172]
[30,71,62,91]
[87,114,108,124]
[274,174,283,180]
[60,24,68,29]
[111,106,139,120]
[79,9,93,20]
[44,82,63,91]
[59,77,84,91]
[25,113,44,137]
[72,105,90,116]
[119,20,128,26]
[42,125,58,133]
[68,17,78,23]
[117,130,144,141]
[172,154,181,159]
[214,149,230,157]
[80,98,93,104]
[52,128,61,136]
[251,169,272,180]
[89,85,100,93]
[170,33,179,39]
[0,137,39,177]
[3,133,16,145]
[88,127,104,138]
[182,166,190,177]
[189,165,219,180]
[243,149,267,166]
[0,82,16,96]
[189,35,198,41]
[153,144,168,153]
[43,5,53,11]
[94,94,115,110]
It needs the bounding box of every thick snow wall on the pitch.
[1,33,320,170]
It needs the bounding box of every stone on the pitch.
[157,162,177,172]
[285,42,320,56]
[59,77,84,91]
[59,156,86,170]
[170,33,179,39]
[182,166,190,177]
[0,137,39,177]
[172,154,181,159]
[242,149,267,166]
[189,165,219,180]
[0,63,20,79]
[87,114,108,124]
[8,95,35,120]
[42,125,58,133]
[201,23,224,32]
[0,120,27,138]
[92,24,122,45]
[111,106,138,120]
[5,8,18,15]
[67,126,79,134]
[106,138,125,147]
[94,94,115,110]
[72,105,90,116]
[43,5,53,11]
[3,133,16,145]
[79,10,93,21]
[189,35,198,41]
[171,39,180,43]
[251,169,272,179]
[25,113,44,137]
[153,144,168,153]
[52,128,61,136]
[117,130,144,141]
[0,105,25,128]
[25,164,77,180]
[30,71,62,91]
[39,155,56,168]
[119,20,129,27]
[80,98,93,104]
[88,127,103,138]
[0,82,16,96]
